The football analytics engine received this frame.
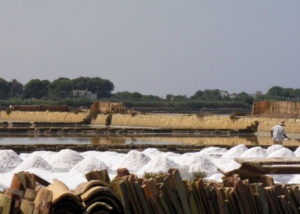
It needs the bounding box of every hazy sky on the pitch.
[0,1,299,97]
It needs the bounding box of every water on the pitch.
[0,135,299,147]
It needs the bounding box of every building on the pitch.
[72,89,97,100]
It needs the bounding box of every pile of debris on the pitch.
[91,102,126,114]
[1,168,300,213]
[0,171,122,214]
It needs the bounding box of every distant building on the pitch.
[219,90,229,97]
[256,91,262,96]
[249,91,263,98]
[72,89,97,100]
[229,93,237,99]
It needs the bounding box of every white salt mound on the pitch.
[112,150,150,172]
[82,151,126,168]
[138,156,179,176]
[142,148,164,157]
[207,173,223,182]
[20,151,55,161]
[49,149,83,169]
[71,156,109,174]
[15,156,52,171]
[212,158,241,173]
[0,182,6,191]
[268,148,295,158]
[222,144,248,158]
[294,147,300,157]
[288,175,300,184]
[187,156,218,176]
[198,147,227,157]
[0,150,23,172]
[266,145,284,155]
[240,147,267,158]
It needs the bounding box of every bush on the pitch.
[143,172,164,179]
[6,108,12,115]
[105,114,113,127]
[70,109,83,114]
[192,171,207,179]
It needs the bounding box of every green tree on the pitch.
[201,89,222,101]
[72,77,114,98]
[113,91,143,101]
[190,90,204,99]
[49,78,72,99]
[267,86,284,97]
[8,79,23,97]
[0,78,10,99]
[234,92,254,104]
[23,79,50,99]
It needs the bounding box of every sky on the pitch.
[0,1,299,97]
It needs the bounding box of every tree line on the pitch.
[0,77,299,110]
[0,77,114,99]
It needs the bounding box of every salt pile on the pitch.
[71,156,109,174]
[240,146,267,158]
[49,149,83,169]
[142,148,164,157]
[198,147,227,157]
[294,147,300,157]
[288,175,300,184]
[14,156,52,171]
[138,156,179,176]
[82,151,126,168]
[187,156,218,176]
[222,144,248,158]
[266,144,284,155]
[20,151,55,161]
[268,148,295,158]
[112,150,150,172]
[0,150,23,172]
[212,158,240,173]
[0,144,300,189]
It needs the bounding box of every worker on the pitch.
[270,121,288,144]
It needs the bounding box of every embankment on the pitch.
[2,111,300,133]
[0,111,88,123]
[93,113,300,133]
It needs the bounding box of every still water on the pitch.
[0,135,299,147]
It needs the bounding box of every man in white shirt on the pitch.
[271,121,288,144]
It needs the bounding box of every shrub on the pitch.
[105,114,113,127]
[192,171,207,179]
[70,109,83,114]
[143,172,164,179]
[6,108,12,115]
